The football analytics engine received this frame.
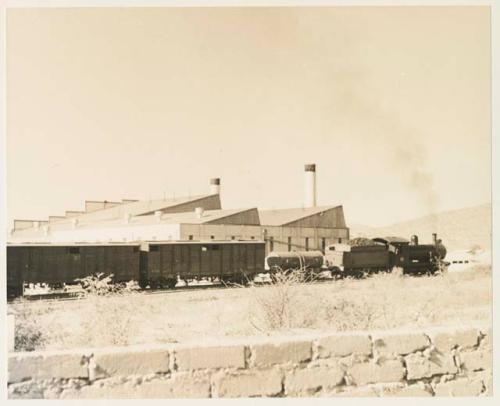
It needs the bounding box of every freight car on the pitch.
[265,251,324,273]
[140,241,265,288]
[7,243,141,298]
[7,240,266,298]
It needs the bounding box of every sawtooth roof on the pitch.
[258,205,341,226]
[46,194,220,226]
[107,208,259,227]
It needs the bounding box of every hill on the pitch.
[350,203,491,251]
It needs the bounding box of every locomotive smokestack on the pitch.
[304,164,317,208]
[210,178,220,195]
[411,235,419,245]
[432,233,437,245]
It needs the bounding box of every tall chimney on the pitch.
[304,164,317,208]
[210,178,220,195]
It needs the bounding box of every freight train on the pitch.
[7,241,265,298]
[265,234,447,277]
[6,234,446,298]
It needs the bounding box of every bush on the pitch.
[76,273,140,296]
[74,274,142,347]
[13,302,48,351]
[248,269,317,332]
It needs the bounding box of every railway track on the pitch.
[9,276,338,303]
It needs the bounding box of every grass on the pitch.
[9,266,491,352]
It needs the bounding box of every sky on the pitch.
[6,6,491,227]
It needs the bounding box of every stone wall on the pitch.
[8,325,492,399]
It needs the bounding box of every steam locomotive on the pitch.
[265,234,447,277]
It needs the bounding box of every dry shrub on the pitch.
[249,269,314,332]
[72,274,142,347]
[13,301,48,351]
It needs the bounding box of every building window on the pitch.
[68,247,80,255]
[322,238,326,253]
[231,236,235,240]
[338,238,342,243]
[305,237,309,251]
[210,235,215,240]
[269,236,274,252]
[150,245,159,252]
[251,236,255,240]
[188,235,193,240]
[288,237,292,251]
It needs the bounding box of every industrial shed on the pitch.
[9,165,350,257]
[259,205,349,254]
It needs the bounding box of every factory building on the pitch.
[9,165,350,255]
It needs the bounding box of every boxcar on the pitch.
[7,243,141,297]
[140,241,266,288]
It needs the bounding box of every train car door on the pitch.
[148,244,161,283]
[189,244,201,279]
[210,244,222,275]
[200,244,211,276]
[161,244,174,280]
[245,244,256,273]
[221,244,232,276]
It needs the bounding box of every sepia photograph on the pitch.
[2,0,496,401]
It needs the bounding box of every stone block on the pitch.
[348,360,405,386]
[317,334,372,358]
[331,385,379,397]
[9,352,87,383]
[214,369,282,397]
[251,340,311,367]
[391,384,433,397]
[135,373,211,398]
[434,378,484,396]
[460,350,491,372]
[175,345,245,370]
[405,352,458,380]
[285,365,344,395]
[430,328,479,352]
[373,333,429,356]
[93,348,170,377]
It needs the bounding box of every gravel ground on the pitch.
[9,266,491,352]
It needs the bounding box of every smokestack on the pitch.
[195,207,204,219]
[304,164,317,208]
[210,178,220,195]
[154,211,162,222]
[432,233,437,245]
